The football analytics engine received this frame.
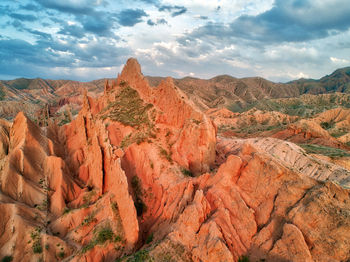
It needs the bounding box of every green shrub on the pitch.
[62,207,71,215]
[33,241,43,253]
[58,251,65,259]
[1,256,13,262]
[145,233,153,244]
[82,226,116,253]
[181,168,194,177]
[96,228,114,244]
[238,255,249,262]
[320,121,334,130]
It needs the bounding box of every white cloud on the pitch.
[330,57,350,65]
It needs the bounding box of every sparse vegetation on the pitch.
[300,144,350,158]
[230,93,350,117]
[111,202,118,213]
[30,227,43,254]
[35,199,48,211]
[82,226,117,253]
[0,86,6,101]
[159,147,172,162]
[100,86,153,128]
[81,213,97,226]
[226,123,284,135]
[126,249,152,262]
[120,129,154,149]
[330,129,347,138]
[119,80,127,87]
[181,168,194,177]
[82,189,96,208]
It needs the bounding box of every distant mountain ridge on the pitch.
[289,66,350,94]
[0,66,349,119]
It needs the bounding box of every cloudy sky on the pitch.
[0,0,350,82]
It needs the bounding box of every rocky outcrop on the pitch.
[216,137,350,187]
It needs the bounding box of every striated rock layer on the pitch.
[0,58,349,262]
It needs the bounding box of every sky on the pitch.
[0,0,350,82]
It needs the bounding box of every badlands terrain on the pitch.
[0,59,349,262]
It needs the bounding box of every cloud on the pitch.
[158,5,187,17]
[0,36,131,80]
[19,3,42,12]
[117,9,148,27]
[58,23,86,38]
[228,0,350,42]
[34,0,95,15]
[177,0,350,47]
[147,18,168,26]
[81,12,117,36]
[8,13,37,22]
[194,15,208,20]
[138,0,159,4]
[147,19,155,26]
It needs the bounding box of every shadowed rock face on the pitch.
[0,59,349,262]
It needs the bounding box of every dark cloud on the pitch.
[171,7,187,17]
[58,23,86,38]
[138,0,159,4]
[32,1,119,37]
[158,5,187,17]
[147,18,167,26]
[19,3,42,12]
[197,16,208,20]
[26,28,52,39]
[5,19,51,40]
[229,0,350,42]
[181,0,350,44]
[117,9,148,27]
[9,13,37,22]
[81,12,116,36]
[157,18,167,25]
[0,36,131,80]
[34,0,94,15]
[147,19,155,26]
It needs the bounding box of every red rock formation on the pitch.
[0,59,349,262]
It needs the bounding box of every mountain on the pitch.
[0,58,349,262]
[289,66,350,94]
